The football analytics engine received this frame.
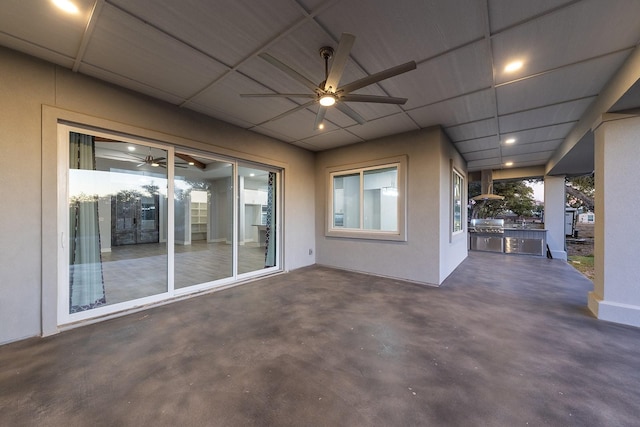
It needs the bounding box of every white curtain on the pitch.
[69,132,106,313]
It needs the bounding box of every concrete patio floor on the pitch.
[1,252,639,426]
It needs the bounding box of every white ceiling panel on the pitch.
[468,158,503,170]
[492,0,640,85]
[0,0,93,58]
[445,118,499,142]
[401,40,494,110]
[454,135,501,154]
[498,97,595,134]
[496,50,631,115]
[346,113,419,141]
[464,148,501,161]
[408,89,496,128]
[503,151,555,164]
[2,0,639,174]
[189,71,308,125]
[79,63,186,105]
[313,0,486,67]
[0,34,76,69]
[107,0,305,66]
[488,0,577,32]
[502,140,563,156]
[299,129,364,150]
[184,103,256,130]
[83,4,230,99]
[500,122,575,145]
[260,107,330,140]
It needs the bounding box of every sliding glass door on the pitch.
[59,125,281,324]
[174,153,234,288]
[237,164,279,275]
[66,132,169,316]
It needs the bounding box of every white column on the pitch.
[544,175,567,261]
[588,114,640,327]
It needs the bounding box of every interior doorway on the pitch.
[111,193,160,246]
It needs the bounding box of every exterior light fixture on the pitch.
[52,0,79,14]
[319,94,336,107]
[504,60,523,73]
[505,138,516,144]
[505,161,514,167]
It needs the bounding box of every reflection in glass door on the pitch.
[174,153,234,288]
[61,126,282,324]
[67,132,168,315]
[238,164,279,275]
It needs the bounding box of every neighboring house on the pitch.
[578,212,596,224]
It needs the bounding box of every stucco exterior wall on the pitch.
[315,127,467,286]
[0,47,316,344]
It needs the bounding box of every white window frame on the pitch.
[452,166,465,235]
[56,123,283,326]
[326,156,407,241]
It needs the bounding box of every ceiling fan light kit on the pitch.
[242,33,416,130]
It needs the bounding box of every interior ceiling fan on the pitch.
[242,33,417,130]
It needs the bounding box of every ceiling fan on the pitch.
[132,149,188,169]
[241,33,417,130]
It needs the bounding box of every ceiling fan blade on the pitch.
[335,103,366,125]
[314,106,327,130]
[324,33,356,92]
[263,100,316,124]
[176,153,206,170]
[259,53,320,92]
[341,94,408,104]
[154,157,166,162]
[240,93,316,99]
[338,61,417,94]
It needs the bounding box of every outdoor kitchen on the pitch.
[469,170,548,257]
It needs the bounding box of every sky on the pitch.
[529,181,544,203]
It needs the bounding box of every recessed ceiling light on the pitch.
[250,173,255,177]
[127,146,136,151]
[505,161,514,167]
[318,123,325,130]
[505,138,516,144]
[504,60,523,73]
[188,161,195,166]
[52,0,79,14]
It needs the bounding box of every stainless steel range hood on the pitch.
[471,169,505,201]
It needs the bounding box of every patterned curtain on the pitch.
[264,172,276,267]
[69,132,106,313]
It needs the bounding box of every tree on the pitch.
[566,174,594,211]
[469,179,537,219]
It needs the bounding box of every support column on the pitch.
[588,114,640,327]
[544,175,567,261]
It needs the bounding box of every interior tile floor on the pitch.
[2,252,640,426]
[100,241,268,305]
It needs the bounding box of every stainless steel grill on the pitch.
[469,219,504,234]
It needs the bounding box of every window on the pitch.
[327,157,406,241]
[452,167,464,234]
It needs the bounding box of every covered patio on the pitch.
[1,252,638,426]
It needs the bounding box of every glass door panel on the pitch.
[68,132,168,313]
[174,154,233,288]
[238,165,278,275]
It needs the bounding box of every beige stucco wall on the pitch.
[315,127,468,285]
[0,47,316,344]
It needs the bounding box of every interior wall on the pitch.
[315,127,467,286]
[0,46,316,344]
